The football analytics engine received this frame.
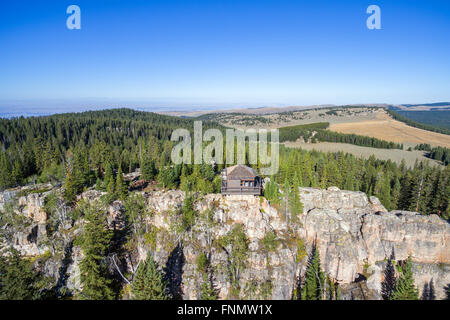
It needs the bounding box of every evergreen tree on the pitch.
[11,160,23,186]
[103,162,114,191]
[158,166,177,189]
[115,166,128,200]
[63,168,78,204]
[0,248,41,300]
[181,194,197,231]
[282,179,291,220]
[200,273,218,300]
[289,175,303,221]
[141,158,157,181]
[78,201,115,300]
[0,151,12,189]
[131,254,169,300]
[391,255,419,300]
[301,244,324,300]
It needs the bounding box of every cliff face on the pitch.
[1,185,449,300]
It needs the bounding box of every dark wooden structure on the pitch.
[221,165,262,195]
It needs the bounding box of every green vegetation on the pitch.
[77,201,116,300]
[295,238,307,263]
[243,278,273,299]
[387,109,450,135]
[314,130,403,149]
[0,248,43,300]
[301,244,325,300]
[181,194,198,232]
[0,108,223,191]
[275,145,449,218]
[391,256,419,300]
[260,230,279,252]
[130,254,169,300]
[415,144,450,165]
[278,122,329,142]
[396,110,450,131]
[221,224,249,298]
[1,107,448,301]
[196,252,218,300]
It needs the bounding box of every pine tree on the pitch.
[391,255,419,300]
[181,194,197,231]
[301,244,324,300]
[11,159,23,186]
[0,248,41,300]
[115,166,128,200]
[0,151,12,189]
[103,162,114,191]
[200,273,218,300]
[78,202,115,300]
[282,179,291,220]
[131,254,169,300]
[141,157,157,181]
[289,175,303,221]
[64,168,77,204]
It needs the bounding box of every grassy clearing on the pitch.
[329,111,450,148]
[284,141,441,168]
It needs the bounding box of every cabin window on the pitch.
[241,180,253,187]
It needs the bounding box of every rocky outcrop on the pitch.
[298,187,449,299]
[138,187,449,300]
[1,184,449,300]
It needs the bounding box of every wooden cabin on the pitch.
[221,165,262,195]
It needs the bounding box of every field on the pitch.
[329,110,450,148]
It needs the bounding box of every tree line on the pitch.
[0,108,223,191]
[414,144,450,166]
[278,122,404,149]
[387,109,450,135]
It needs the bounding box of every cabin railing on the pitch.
[221,186,262,195]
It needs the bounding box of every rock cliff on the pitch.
[1,184,449,300]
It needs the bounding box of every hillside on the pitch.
[191,106,450,165]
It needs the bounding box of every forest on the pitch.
[396,110,450,131]
[414,144,450,166]
[0,109,447,219]
[387,109,450,135]
[0,108,449,301]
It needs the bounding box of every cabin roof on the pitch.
[225,165,258,179]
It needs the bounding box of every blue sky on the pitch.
[0,0,449,113]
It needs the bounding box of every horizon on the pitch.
[1,0,450,115]
[1,100,450,119]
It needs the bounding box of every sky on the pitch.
[0,0,449,115]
